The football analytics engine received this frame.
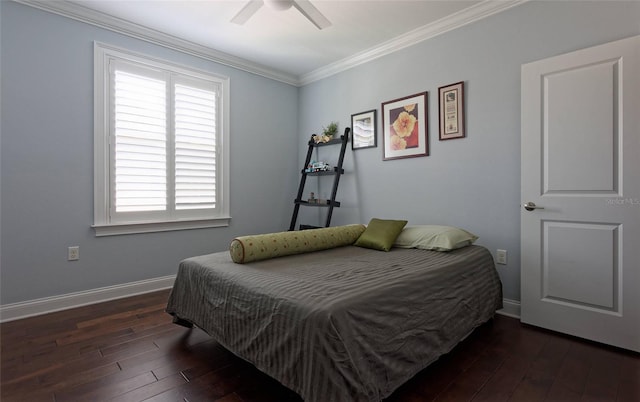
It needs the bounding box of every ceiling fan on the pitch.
[231,0,332,30]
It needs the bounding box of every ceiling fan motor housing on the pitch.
[265,0,294,11]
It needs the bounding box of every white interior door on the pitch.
[521,35,640,352]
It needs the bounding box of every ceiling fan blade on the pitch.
[231,0,264,25]
[292,0,331,30]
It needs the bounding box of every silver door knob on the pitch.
[523,201,544,211]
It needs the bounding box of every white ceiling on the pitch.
[22,0,526,85]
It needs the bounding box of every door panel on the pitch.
[543,221,619,311]
[521,35,639,352]
[544,60,618,193]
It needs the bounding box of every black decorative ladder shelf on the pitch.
[289,127,350,231]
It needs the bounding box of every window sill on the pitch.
[92,216,231,237]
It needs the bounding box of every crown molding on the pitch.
[14,0,527,87]
[12,0,300,86]
[298,0,529,86]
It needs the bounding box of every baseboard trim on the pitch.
[1,281,520,323]
[0,275,176,323]
[496,298,521,319]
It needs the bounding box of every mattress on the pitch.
[166,245,503,401]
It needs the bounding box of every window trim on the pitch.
[93,42,230,236]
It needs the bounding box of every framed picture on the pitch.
[381,92,428,160]
[438,81,465,140]
[351,109,377,150]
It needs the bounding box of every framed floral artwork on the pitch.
[438,81,465,140]
[351,109,377,150]
[381,92,428,160]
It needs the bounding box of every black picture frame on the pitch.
[351,109,377,150]
[438,81,465,140]
[381,92,429,160]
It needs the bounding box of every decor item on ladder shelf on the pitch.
[290,127,350,231]
[312,121,339,144]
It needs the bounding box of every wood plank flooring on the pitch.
[1,289,638,401]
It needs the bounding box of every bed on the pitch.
[166,226,502,402]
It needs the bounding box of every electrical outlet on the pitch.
[68,246,80,261]
[496,249,507,265]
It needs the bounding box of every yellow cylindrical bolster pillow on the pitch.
[229,224,366,264]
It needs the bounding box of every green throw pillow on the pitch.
[354,218,408,251]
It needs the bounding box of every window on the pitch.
[94,43,230,236]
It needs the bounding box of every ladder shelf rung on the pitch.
[294,199,341,208]
[301,168,344,176]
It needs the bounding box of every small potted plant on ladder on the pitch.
[320,121,338,143]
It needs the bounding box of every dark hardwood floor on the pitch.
[1,290,638,401]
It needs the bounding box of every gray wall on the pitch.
[2,1,639,306]
[0,2,299,304]
[298,1,640,301]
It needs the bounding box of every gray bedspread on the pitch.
[166,245,502,401]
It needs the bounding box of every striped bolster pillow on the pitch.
[229,224,366,264]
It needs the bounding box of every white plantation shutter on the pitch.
[110,66,220,220]
[174,82,217,210]
[94,44,229,235]
[113,69,167,213]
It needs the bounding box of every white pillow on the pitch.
[394,225,478,251]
